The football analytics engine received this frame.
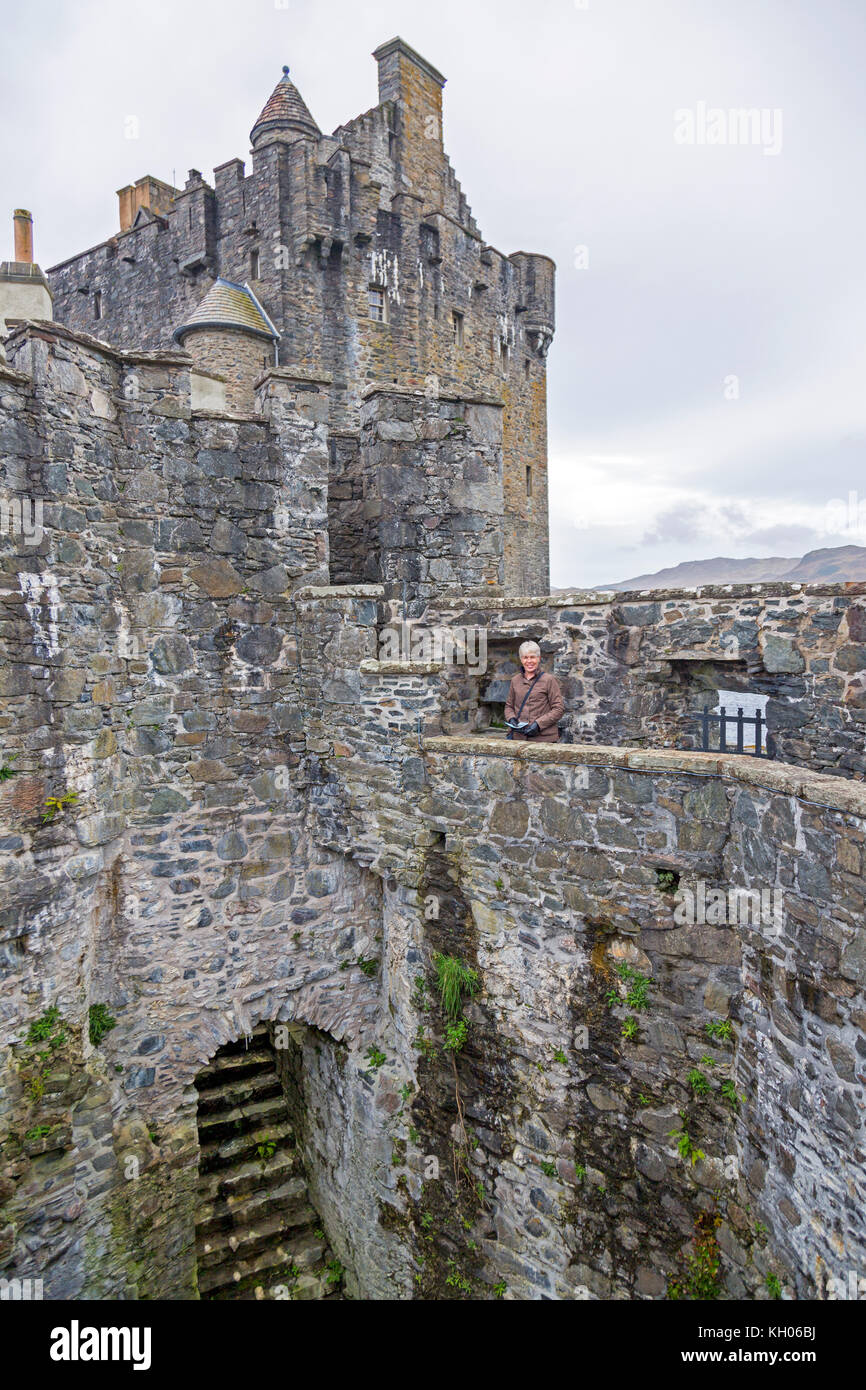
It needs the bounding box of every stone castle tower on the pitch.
[47,39,556,595]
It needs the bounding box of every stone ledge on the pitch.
[295,584,385,600]
[190,366,227,382]
[5,319,192,369]
[421,737,866,815]
[0,361,30,386]
[434,581,866,611]
[190,409,263,423]
[361,382,504,408]
[257,366,334,388]
[360,659,443,675]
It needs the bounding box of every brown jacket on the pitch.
[504,669,564,742]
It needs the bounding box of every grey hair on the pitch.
[519,641,541,659]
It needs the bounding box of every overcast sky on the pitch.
[2,0,864,587]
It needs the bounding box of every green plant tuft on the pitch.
[668,1117,705,1166]
[443,1019,468,1053]
[88,1003,117,1047]
[720,1079,744,1109]
[688,1068,711,1098]
[434,953,479,1020]
[668,1211,723,1300]
[40,791,79,825]
[26,1005,61,1045]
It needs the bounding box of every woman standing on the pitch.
[503,641,564,743]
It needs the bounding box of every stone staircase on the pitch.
[194,1026,343,1300]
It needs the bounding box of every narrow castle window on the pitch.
[250,249,261,280]
[369,286,387,322]
[526,466,532,497]
[452,311,464,347]
[93,291,102,320]
[524,358,531,379]
[500,338,509,366]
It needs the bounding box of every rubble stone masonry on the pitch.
[0,321,863,1301]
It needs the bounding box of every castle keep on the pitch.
[0,39,864,1304]
[47,40,555,596]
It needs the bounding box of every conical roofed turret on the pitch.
[250,66,321,148]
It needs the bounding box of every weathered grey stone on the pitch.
[761,633,805,674]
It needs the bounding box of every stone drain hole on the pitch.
[194,1023,343,1300]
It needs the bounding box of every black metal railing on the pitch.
[697,705,775,759]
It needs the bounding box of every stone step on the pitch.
[199,1116,295,1173]
[195,1205,320,1272]
[194,1033,342,1302]
[248,1269,340,1302]
[197,1094,289,1144]
[197,1226,327,1294]
[195,1049,275,1089]
[196,1071,283,1116]
[196,1175,309,1237]
[198,1146,300,1203]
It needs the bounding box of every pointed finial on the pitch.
[282,65,290,77]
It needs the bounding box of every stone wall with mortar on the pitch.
[358,387,505,609]
[256,607,866,1301]
[0,321,864,1302]
[423,585,866,779]
[182,327,274,414]
[0,325,416,1299]
[405,739,866,1300]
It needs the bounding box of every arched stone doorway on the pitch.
[194,1024,344,1300]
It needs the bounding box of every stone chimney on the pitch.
[373,38,446,192]
[0,209,53,339]
[117,176,179,233]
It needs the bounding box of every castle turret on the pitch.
[250,66,321,149]
[174,277,280,412]
[0,210,53,341]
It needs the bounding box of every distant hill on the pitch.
[594,546,866,592]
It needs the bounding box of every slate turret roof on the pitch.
[250,66,321,147]
[173,278,280,344]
